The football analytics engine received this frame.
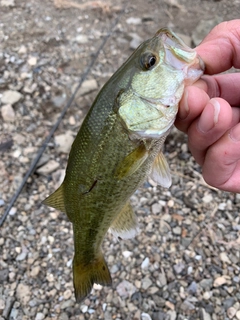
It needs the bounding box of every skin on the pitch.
[175,20,240,193]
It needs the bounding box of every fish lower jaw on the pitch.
[133,121,175,139]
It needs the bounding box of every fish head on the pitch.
[117,28,204,139]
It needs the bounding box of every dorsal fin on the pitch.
[43,184,66,213]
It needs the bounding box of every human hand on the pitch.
[175,20,240,193]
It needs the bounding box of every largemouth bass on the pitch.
[44,28,204,302]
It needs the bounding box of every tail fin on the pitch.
[73,253,112,303]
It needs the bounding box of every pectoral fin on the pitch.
[150,152,172,188]
[110,201,139,239]
[115,143,148,179]
[43,184,66,213]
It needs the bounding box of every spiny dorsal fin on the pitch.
[114,143,148,179]
[110,201,139,239]
[150,152,172,188]
[42,184,66,213]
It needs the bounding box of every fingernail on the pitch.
[178,89,189,120]
[230,124,240,141]
[198,98,220,133]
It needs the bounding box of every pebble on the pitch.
[1,104,15,122]
[126,17,142,25]
[236,311,240,320]
[151,202,161,214]
[142,276,152,290]
[213,276,227,287]
[158,271,167,287]
[54,131,74,154]
[1,90,22,105]
[220,252,231,264]
[76,79,98,96]
[28,56,38,66]
[37,160,60,174]
[35,313,45,320]
[1,0,15,7]
[75,34,88,43]
[141,313,152,320]
[116,280,136,299]
[141,257,150,269]
[30,266,40,277]
[16,283,31,305]
[227,307,237,319]
[201,308,211,320]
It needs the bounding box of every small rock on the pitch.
[180,299,195,312]
[30,266,40,277]
[54,131,74,154]
[165,300,175,310]
[1,104,15,122]
[173,261,185,274]
[76,79,98,96]
[59,313,69,320]
[141,257,149,270]
[187,281,198,295]
[172,226,181,235]
[37,160,60,174]
[219,252,231,264]
[142,276,152,290]
[1,0,15,6]
[158,271,167,287]
[80,305,88,313]
[75,35,88,43]
[28,56,37,66]
[1,90,22,105]
[116,280,136,299]
[126,17,142,25]
[0,269,9,282]
[141,313,152,320]
[202,194,213,203]
[35,313,45,320]
[236,310,240,320]
[122,250,132,258]
[166,310,177,320]
[151,203,161,214]
[227,307,237,319]
[0,299,5,312]
[213,276,227,287]
[63,289,72,300]
[200,308,211,320]
[52,95,67,108]
[16,283,31,305]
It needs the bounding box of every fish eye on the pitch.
[140,52,158,71]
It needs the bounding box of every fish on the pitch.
[43,28,204,303]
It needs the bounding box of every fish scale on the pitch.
[43,28,204,302]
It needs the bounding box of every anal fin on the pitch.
[150,152,172,188]
[42,184,66,213]
[110,201,139,239]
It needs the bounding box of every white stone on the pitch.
[1,90,22,105]
[220,252,231,264]
[75,35,88,43]
[1,104,15,122]
[141,257,149,270]
[126,17,141,25]
[37,160,60,174]
[28,56,37,66]
[213,276,227,287]
[1,0,15,6]
[76,79,98,96]
[16,283,31,305]
[142,276,152,290]
[54,131,74,154]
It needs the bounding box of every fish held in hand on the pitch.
[43,28,204,302]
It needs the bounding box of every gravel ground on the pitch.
[0,1,240,319]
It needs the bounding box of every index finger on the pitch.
[196,20,240,74]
